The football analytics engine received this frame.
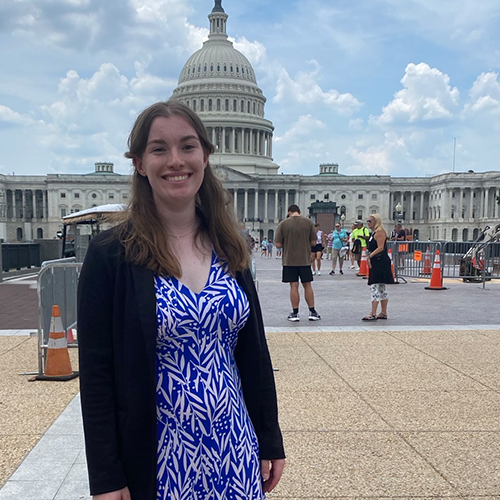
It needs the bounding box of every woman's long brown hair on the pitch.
[116,100,250,277]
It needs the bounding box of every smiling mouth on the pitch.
[164,174,190,182]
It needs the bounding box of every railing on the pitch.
[36,258,82,377]
[387,240,500,283]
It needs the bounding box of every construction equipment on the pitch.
[459,224,500,282]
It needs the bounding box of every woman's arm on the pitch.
[78,236,128,495]
[235,270,285,461]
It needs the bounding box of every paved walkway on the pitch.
[1,258,500,499]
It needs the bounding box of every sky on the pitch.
[1,0,500,178]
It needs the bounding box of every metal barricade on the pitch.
[37,258,82,377]
[387,240,442,283]
[387,240,500,283]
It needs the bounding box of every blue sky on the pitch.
[1,0,500,177]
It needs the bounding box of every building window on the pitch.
[233,99,237,111]
[225,99,229,111]
[310,194,316,200]
[109,193,114,199]
[371,194,377,200]
[60,192,66,198]
[74,193,80,199]
[123,194,128,200]
[217,99,221,111]
[357,210,363,220]
[358,194,364,199]
[193,100,197,111]
[201,99,204,111]
[324,193,329,200]
[61,208,67,217]
[92,193,97,199]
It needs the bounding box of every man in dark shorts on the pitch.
[275,205,321,322]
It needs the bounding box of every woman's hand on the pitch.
[93,487,131,500]
[261,458,285,493]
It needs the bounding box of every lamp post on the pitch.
[395,202,403,223]
[340,213,346,227]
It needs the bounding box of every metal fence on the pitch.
[387,240,500,283]
[37,258,82,377]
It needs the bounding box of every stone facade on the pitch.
[1,163,499,243]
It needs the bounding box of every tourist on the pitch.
[362,214,394,321]
[78,100,285,499]
[275,205,321,322]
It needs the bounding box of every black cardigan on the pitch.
[77,230,285,499]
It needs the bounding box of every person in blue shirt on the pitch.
[329,223,348,275]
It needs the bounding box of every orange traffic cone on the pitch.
[424,250,448,291]
[357,248,368,278]
[36,305,78,381]
[421,246,432,275]
[388,248,395,279]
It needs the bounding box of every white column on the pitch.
[459,188,463,219]
[484,188,489,218]
[409,191,414,221]
[269,135,272,158]
[495,188,500,219]
[470,189,474,218]
[21,190,25,219]
[264,190,269,222]
[233,189,238,216]
[274,190,279,221]
[285,190,289,213]
[420,192,424,220]
[12,190,17,219]
[257,131,261,156]
[231,128,235,153]
[254,189,259,220]
[32,191,36,220]
[244,189,249,221]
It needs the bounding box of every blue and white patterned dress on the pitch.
[155,252,265,500]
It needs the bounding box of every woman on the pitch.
[78,100,285,499]
[362,214,394,321]
[329,223,347,275]
[310,223,324,275]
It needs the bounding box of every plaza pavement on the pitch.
[1,255,500,499]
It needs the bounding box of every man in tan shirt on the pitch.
[275,205,321,321]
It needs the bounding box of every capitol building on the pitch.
[1,0,499,244]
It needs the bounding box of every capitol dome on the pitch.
[172,0,279,175]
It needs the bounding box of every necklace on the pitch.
[165,227,198,240]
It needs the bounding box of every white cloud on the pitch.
[274,115,329,173]
[346,132,407,174]
[233,37,267,66]
[463,72,500,118]
[273,61,362,114]
[0,105,40,126]
[374,63,459,125]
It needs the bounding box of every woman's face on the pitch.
[367,216,376,230]
[134,115,208,213]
